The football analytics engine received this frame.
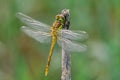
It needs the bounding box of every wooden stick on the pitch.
[61,9,71,80]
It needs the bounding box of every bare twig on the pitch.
[61,9,71,80]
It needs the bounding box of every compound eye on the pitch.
[59,17,65,23]
[56,15,59,20]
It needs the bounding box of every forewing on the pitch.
[21,26,51,43]
[16,12,50,32]
[59,30,88,41]
[57,37,87,52]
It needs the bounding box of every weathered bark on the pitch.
[61,46,71,80]
[61,9,71,80]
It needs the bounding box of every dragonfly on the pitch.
[16,10,88,76]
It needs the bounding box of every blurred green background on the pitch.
[0,0,120,80]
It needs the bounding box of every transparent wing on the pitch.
[58,30,88,41]
[57,37,87,52]
[21,26,51,43]
[16,12,50,32]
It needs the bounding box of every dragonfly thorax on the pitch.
[51,27,59,37]
[52,21,62,28]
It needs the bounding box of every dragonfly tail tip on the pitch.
[45,71,48,76]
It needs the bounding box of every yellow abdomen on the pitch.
[45,29,57,76]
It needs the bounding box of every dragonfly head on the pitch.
[53,9,70,30]
[55,14,65,24]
